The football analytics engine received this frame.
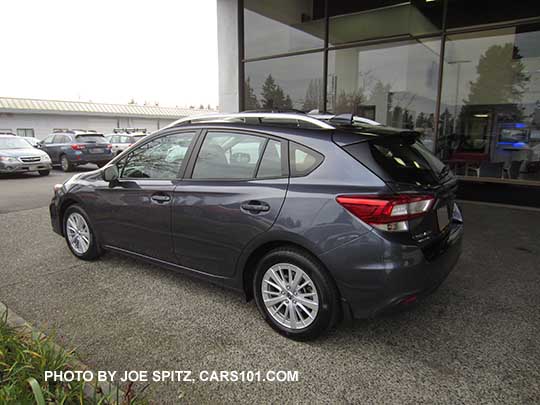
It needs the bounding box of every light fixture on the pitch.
[473,114,489,118]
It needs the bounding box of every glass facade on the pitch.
[327,39,440,150]
[244,52,324,111]
[241,0,540,185]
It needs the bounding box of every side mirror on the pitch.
[35,142,42,148]
[102,164,119,182]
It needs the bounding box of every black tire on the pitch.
[38,170,50,176]
[60,155,73,172]
[63,205,101,260]
[253,247,340,341]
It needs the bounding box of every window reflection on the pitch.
[328,0,443,46]
[445,0,540,30]
[244,0,325,59]
[327,40,440,150]
[439,26,540,181]
[244,53,324,112]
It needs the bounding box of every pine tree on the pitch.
[466,44,529,106]
[261,75,278,109]
[244,77,260,109]
[260,74,293,110]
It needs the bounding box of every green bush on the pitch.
[0,312,147,404]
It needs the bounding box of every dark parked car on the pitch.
[39,130,113,172]
[50,113,463,340]
[0,135,52,175]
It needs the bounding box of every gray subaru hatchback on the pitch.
[50,113,463,340]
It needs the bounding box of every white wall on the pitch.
[0,113,176,139]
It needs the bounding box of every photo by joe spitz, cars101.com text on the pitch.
[2,0,540,403]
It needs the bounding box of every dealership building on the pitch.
[217,0,540,206]
[0,97,212,140]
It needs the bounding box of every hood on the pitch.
[0,147,49,158]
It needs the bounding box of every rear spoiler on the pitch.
[332,123,421,146]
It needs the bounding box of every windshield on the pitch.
[75,135,107,143]
[0,137,33,149]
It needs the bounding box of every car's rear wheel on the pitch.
[253,247,340,341]
[60,155,73,172]
[38,170,50,176]
[63,205,100,260]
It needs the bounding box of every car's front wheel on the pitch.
[253,247,340,341]
[63,205,100,260]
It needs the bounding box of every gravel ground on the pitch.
[0,203,539,404]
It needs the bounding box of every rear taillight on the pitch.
[71,144,85,150]
[336,194,434,232]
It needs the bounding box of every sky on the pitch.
[1,0,218,108]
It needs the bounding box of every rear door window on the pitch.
[256,139,284,178]
[53,134,68,143]
[192,132,266,179]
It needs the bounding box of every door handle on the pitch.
[240,200,270,213]
[151,194,171,203]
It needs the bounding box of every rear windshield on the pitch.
[345,136,446,186]
[75,135,107,143]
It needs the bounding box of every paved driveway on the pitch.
[0,166,96,214]
[0,196,539,403]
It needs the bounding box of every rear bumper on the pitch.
[67,152,112,164]
[0,162,52,173]
[320,222,463,319]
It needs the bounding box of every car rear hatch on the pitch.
[74,134,111,156]
[335,128,458,248]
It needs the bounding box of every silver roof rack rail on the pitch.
[164,112,335,130]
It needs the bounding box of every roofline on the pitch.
[0,95,209,110]
[0,96,215,119]
[0,108,184,120]
[164,112,335,130]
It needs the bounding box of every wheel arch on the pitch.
[58,196,84,236]
[239,233,330,302]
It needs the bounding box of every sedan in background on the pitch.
[0,135,52,176]
[38,131,113,172]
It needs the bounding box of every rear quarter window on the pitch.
[289,142,323,177]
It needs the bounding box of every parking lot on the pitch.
[1,171,539,404]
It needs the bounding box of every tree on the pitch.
[302,79,322,111]
[465,44,529,107]
[260,74,293,110]
[335,89,365,114]
[415,112,426,128]
[199,104,204,109]
[244,77,260,109]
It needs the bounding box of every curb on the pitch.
[0,301,126,403]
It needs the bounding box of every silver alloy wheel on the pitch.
[61,155,69,171]
[66,212,91,255]
[261,263,319,330]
